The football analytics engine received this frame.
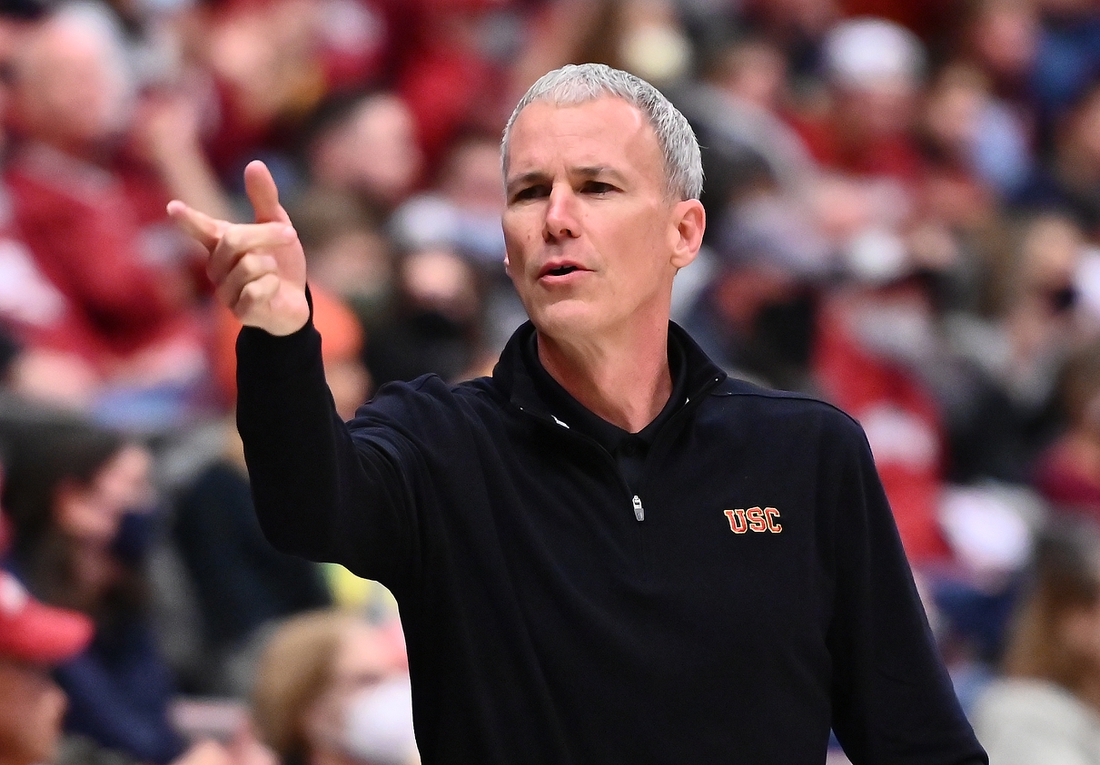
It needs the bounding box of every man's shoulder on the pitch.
[698,375,872,461]
[708,376,861,429]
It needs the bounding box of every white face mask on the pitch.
[848,299,938,366]
[339,677,418,765]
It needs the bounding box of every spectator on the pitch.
[811,232,955,564]
[364,246,487,386]
[1014,80,1100,239]
[304,91,424,220]
[0,569,94,765]
[391,131,506,272]
[251,610,417,765]
[954,0,1039,112]
[683,191,828,391]
[1031,0,1100,142]
[1033,339,1100,516]
[790,17,928,215]
[953,213,1088,462]
[290,190,395,329]
[739,0,841,81]
[920,63,1030,211]
[0,0,106,408]
[675,36,817,225]
[4,2,211,424]
[972,517,1100,763]
[190,0,331,182]
[0,407,185,763]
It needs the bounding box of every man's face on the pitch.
[502,97,698,340]
[0,658,67,765]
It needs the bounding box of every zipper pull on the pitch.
[632,495,645,522]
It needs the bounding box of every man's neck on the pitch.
[537,321,672,433]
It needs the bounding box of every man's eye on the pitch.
[511,185,549,202]
[582,181,615,194]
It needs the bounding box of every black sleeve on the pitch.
[826,419,988,765]
[234,313,423,588]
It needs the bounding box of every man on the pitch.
[169,64,987,764]
[0,569,93,765]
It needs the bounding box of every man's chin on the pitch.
[526,300,599,339]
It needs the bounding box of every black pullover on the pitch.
[236,315,988,765]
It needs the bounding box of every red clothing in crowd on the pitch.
[0,193,111,364]
[789,112,926,185]
[812,304,953,564]
[1033,438,1100,518]
[4,143,201,370]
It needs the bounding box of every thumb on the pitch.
[244,159,291,225]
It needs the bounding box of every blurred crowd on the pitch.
[2,0,1100,762]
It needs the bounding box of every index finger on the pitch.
[167,200,227,252]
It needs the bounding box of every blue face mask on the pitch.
[110,511,156,564]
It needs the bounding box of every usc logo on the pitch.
[724,507,783,534]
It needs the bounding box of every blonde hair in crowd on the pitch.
[251,611,358,762]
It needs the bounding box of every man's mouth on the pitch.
[539,262,585,278]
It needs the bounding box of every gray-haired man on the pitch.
[170,64,987,764]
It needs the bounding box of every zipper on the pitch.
[517,404,642,522]
[515,373,722,525]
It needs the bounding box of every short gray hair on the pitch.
[501,63,704,201]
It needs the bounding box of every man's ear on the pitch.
[669,199,705,270]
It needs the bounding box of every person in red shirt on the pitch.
[4,3,209,407]
[790,17,927,191]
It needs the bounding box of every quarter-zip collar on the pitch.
[492,321,728,425]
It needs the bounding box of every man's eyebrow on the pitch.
[573,166,627,183]
[505,171,550,192]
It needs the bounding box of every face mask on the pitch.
[340,677,418,765]
[848,300,938,366]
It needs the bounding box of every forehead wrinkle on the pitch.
[505,98,664,190]
[507,165,627,188]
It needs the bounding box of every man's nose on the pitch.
[543,185,579,241]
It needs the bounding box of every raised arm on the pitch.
[167,161,418,585]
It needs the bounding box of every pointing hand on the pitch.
[168,160,310,336]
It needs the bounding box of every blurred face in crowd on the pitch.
[14,12,133,151]
[924,67,986,157]
[1018,216,1081,309]
[305,621,408,756]
[0,658,67,765]
[970,0,1037,82]
[402,248,480,323]
[502,97,701,341]
[314,94,423,210]
[715,40,788,112]
[441,138,505,213]
[55,444,151,547]
[836,79,917,143]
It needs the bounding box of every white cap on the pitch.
[823,17,926,90]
